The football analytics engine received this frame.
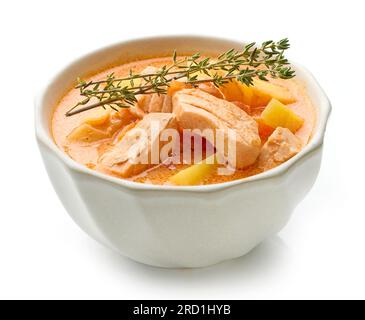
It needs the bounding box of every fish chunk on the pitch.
[137,67,224,113]
[99,113,177,178]
[173,89,261,169]
[137,67,173,113]
[258,127,302,171]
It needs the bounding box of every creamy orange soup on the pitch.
[52,56,316,185]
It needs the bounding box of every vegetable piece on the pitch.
[212,69,245,102]
[252,79,296,104]
[167,80,190,96]
[84,108,111,126]
[169,154,216,186]
[218,79,245,102]
[67,124,109,142]
[254,117,275,140]
[67,109,137,143]
[223,78,295,107]
[236,82,255,105]
[261,99,304,133]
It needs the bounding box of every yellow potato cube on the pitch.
[261,99,304,133]
[169,155,216,186]
[67,123,109,142]
[252,79,296,104]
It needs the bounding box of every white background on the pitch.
[0,0,364,300]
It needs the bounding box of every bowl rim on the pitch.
[35,35,331,193]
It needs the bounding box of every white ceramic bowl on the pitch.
[35,36,331,268]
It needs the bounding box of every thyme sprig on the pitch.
[66,38,295,117]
